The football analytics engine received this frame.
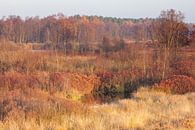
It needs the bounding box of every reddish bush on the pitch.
[170,60,193,77]
[49,72,65,94]
[119,68,142,81]
[154,75,195,94]
[0,72,45,91]
[81,94,101,104]
[0,88,82,121]
[97,71,114,83]
[0,72,99,97]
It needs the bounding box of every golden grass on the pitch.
[0,88,194,130]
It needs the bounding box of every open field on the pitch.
[0,88,195,130]
[0,9,195,130]
[0,41,194,130]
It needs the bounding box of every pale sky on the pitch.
[0,0,194,22]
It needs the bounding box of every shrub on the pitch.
[170,60,193,77]
[92,84,118,103]
[92,69,157,102]
[0,88,81,121]
[0,61,12,74]
[154,75,195,94]
[0,72,46,91]
[49,72,65,94]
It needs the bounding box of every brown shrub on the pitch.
[0,71,99,99]
[0,88,82,121]
[49,72,65,94]
[0,72,46,91]
[154,75,195,94]
[170,60,193,77]
[92,70,144,103]
[97,71,114,83]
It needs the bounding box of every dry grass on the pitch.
[0,88,194,130]
[0,42,194,130]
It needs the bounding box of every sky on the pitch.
[0,0,194,22]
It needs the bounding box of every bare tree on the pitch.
[151,9,189,79]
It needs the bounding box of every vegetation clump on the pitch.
[154,75,195,94]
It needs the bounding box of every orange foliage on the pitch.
[0,88,81,121]
[0,71,100,100]
[170,60,193,77]
[154,75,195,94]
[48,72,100,95]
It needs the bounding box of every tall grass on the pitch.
[0,42,194,129]
[0,88,195,130]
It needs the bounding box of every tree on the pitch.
[100,36,112,54]
[153,9,189,48]
[113,38,126,51]
[190,25,195,47]
[151,9,190,79]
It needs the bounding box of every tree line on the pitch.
[0,14,148,43]
[0,9,194,54]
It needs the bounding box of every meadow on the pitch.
[0,40,194,130]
